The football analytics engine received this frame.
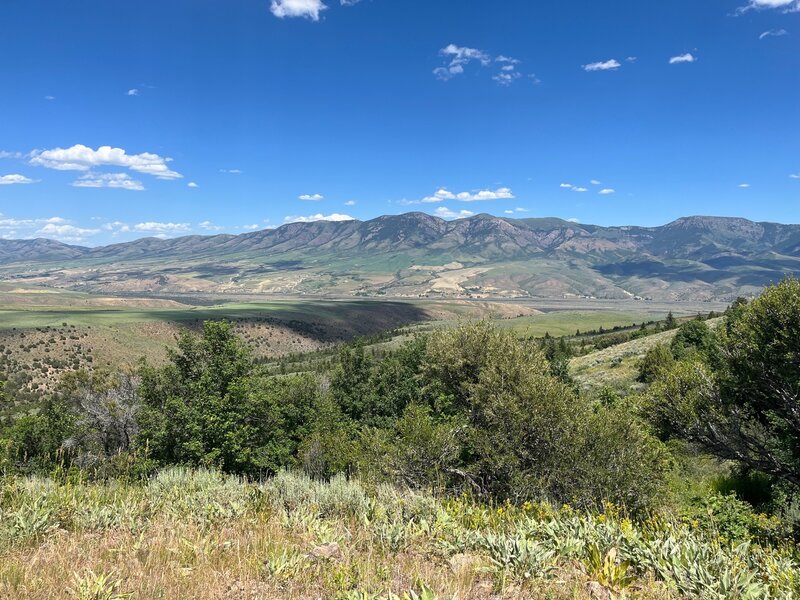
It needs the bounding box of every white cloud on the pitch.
[340,0,361,4]
[417,187,514,204]
[0,151,24,159]
[559,183,573,188]
[133,222,191,233]
[242,224,260,230]
[791,173,800,179]
[572,187,588,193]
[344,200,356,206]
[669,53,697,64]
[434,207,475,219]
[44,95,56,101]
[30,144,182,180]
[738,183,751,188]
[72,172,145,191]
[583,59,621,72]
[36,223,100,243]
[504,207,528,215]
[102,221,131,234]
[599,188,616,195]
[199,220,225,231]
[626,57,638,63]
[0,174,35,185]
[299,193,324,201]
[567,218,580,223]
[493,71,522,86]
[188,182,199,188]
[283,213,355,224]
[127,88,140,96]
[590,179,602,185]
[561,183,588,192]
[760,29,789,39]
[434,44,491,80]
[220,168,243,174]
[737,0,800,14]
[270,0,327,21]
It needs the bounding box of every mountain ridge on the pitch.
[1,213,799,301]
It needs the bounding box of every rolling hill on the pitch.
[1,213,799,301]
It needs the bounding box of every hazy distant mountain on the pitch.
[1,213,799,301]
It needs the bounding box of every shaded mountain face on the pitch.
[1,213,799,301]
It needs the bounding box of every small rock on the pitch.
[585,581,612,600]
[309,542,342,562]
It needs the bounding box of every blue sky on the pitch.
[1,0,798,245]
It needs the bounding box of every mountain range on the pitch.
[1,213,799,301]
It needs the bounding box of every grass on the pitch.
[0,468,796,599]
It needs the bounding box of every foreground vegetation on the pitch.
[1,280,799,597]
[1,468,797,599]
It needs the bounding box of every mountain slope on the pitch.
[1,213,798,301]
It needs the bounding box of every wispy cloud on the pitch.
[242,224,260,231]
[434,207,475,219]
[791,173,800,179]
[760,28,789,39]
[504,207,529,215]
[270,0,327,20]
[738,183,751,188]
[30,144,182,180]
[72,172,145,191]
[434,44,491,80]
[284,213,355,224]
[434,45,528,86]
[560,183,588,192]
[199,220,225,231]
[299,193,324,201]
[737,0,800,14]
[669,53,697,64]
[219,169,243,174]
[583,59,621,72]
[344,200,356,206]
[127,88,139,96]
[0,174,36,185]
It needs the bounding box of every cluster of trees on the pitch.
[2,278,798,518]
[1,320,668,512]
[642,281,800,490]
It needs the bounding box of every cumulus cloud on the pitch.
[72,172,145,191]
[30,144,182,180]
[416,187,514,204]
[599,188,616,195]
[560,183,588,192]
[583,59,621,72]
[127,88,139,96]
[760,28,789,39]
[284,213,355,224]
[669,53,697,64]
[434,207,475,219]
[299,193,324,201]
[270,0,327,20]
[344,200,356,206]
[187,182,199,188]
[133,222,191,233]
[36,223,100,243]
[0,174,35,185]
